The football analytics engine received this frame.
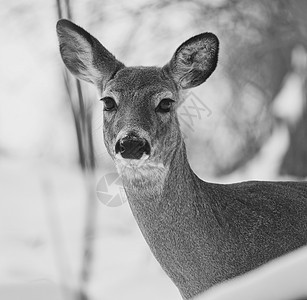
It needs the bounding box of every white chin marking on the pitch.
[115,153,150,168]
[114,153,167,181]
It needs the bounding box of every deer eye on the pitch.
[101,97,117,111]
[156,98,174,113]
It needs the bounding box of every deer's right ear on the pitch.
[56,19,124,87]
[163,33,219,89]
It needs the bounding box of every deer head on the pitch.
[56,19,219,182]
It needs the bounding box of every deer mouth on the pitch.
[114,152,166,181]
[115,152,150,167]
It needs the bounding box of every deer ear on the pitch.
[56,19,124,87]
[163,33,219,89]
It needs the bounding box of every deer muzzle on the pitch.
[115,133,150,160]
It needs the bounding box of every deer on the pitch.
[56,19,307,300]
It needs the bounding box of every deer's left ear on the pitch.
[163,33,219,89]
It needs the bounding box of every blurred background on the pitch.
[1,0,307,299]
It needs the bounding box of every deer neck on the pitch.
[117,140,219,298]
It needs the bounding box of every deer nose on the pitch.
[115,133,150,160]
